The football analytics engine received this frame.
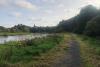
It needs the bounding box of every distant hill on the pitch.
[0,26,7,32]
[9,24,31,32]
[0,24,31,33]
[57,5,100,37]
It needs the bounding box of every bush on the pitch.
[0,34,63,63]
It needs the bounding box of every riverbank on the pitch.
[0,33,48,44]
[75,35,100,67]
[0,34,64,67]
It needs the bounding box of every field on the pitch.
[0,33,100,67]
[75,35,100,67]
[0,34,69,67]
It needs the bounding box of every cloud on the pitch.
[11,12,22,18]
[45,10,53,14]
[0,0,37,11]
[0,0,11,7]
[29,17,42,22]
[42,0,55,3]
[83,0,100,8]
[58,4,65,8]
[15,0,37,11]
[42,0,48,2]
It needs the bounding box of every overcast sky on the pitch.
[0,0,100,27]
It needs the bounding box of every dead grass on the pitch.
[31,34,71,67]
[4,34,71,67]
[75,35,100,67]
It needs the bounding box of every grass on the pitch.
[0,34,64,67]
[27,34,70,67]
[75,35,100,67]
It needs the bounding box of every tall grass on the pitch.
[79,36,100,55]
[0,34,63,66]
[76,35,100,67]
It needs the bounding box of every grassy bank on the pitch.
[0,33,31,36]
[75,35,100,67]
[0,34,65,67]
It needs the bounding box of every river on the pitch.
[0,34,47,44]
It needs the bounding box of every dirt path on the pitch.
[52,39,81,67]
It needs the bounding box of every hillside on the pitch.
[57,5,100,37]
[84,15,100,36]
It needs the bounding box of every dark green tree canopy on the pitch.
[57,5,100,37]
[84,15,100,36]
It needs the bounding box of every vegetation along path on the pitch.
[53,37,81,67]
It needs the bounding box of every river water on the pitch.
[0,34,47,44]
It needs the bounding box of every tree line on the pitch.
[0,5,100,37]
[0,24,56,33]
[57,5,100,37]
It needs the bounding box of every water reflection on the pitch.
[0,34,47,44]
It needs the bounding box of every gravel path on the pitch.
[52,39,81,67]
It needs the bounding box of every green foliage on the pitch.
[77,35,100,67]
[9,24,31,33]
[0,34,63,64]
[57,5,100,36]
[84,15,100,36]
[0,26,7,32]
[79,35,100,55]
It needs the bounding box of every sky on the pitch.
[0,0,100,27]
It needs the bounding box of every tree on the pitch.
[57,5,98,34]
[84,15,100,36]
